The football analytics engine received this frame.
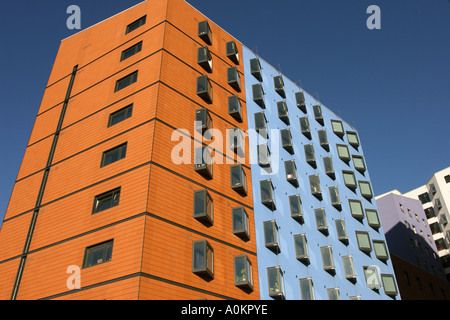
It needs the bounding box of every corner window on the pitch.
[276,101,290,125]
[373,240,389,261]
[331,120,345,139]
[234,255,253,291]
[289,195,303,224]
[83,240,114,268]
[194,146,213,179]
[284,160,299,188]
[381,274,398,296]
[101,143,127,167]
[349,199,364,221]
[125,16,146,34]
[313,105,324,125]
[342,256,356,283]
[115,71,138,92]
[309,175,322,200]
[336,144,350,163]
[197,46,213,72]
[320,246,335,275]
[294,234,309,265]
[230,164,247,196]
[92,188,121,214]
[347,131,360,149]
[227,66,241,92]
[250,58,262,81]
[295,92,306,113]
[300,117,311,140]
[261,179,276,211]
[323,156,335,180]
[267,267,285,299]
[352,155,366,174]
[318,129,329,151]
[264,220,280,253]
[329,186,341,211]
[366,209,381,229]
[198,20,212,45]
[193,189,213,226]
[120,41,142,61]
[108,104,133,127]
[304,144,316,168]
[315,208,328,235]
[343,171,357,191]
[299,278,314,300]
[257,143,271,168]
[228,95,242,122]
[232,207,250,241]
[192,240,214,280]
[254,112,268,138]
[280,129,294,154]
[273,75,285,98]
[359,181,373,201]
[226,41,239,64]
[335,219,348,245]
[195,108,212,134]
[356,231,372,253]
[252,84,265,108]
[196,75,213,103]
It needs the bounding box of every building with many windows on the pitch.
[0,0,399,300]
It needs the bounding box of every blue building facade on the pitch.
[242,47,400,300]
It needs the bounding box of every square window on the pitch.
[331,120,345,138]
[254,112,268,138]
[125,16,146,34]
[309,175,322,200]
[273,75,285,98]
[195,108,212,134]
[346,131,360,149]
[323,157,335,180]
[445,175,450,183]
[280,129,294,154]
[300,117,311,140]
[318,130,329,151]
[192,240,214,280]
[313,105,324,125]
[349,199,364,220]
[267,267,285,299]
[108,104,133,127]
[193,189,213,226]
[373,240,389,261]
[342,255,356,283]
[120,41,142,61]
[294,234,309,265]
[234,255,253,291]
[197,46,213,72]
[315,208,328,235]
[352,155,366,174]
[320,246,335,275]
[250,58,262,81]
[196,75,213,103]
[101,143,127,167]
[227,66,241,92]
[356,231,372,253]
[343,171,357,191]
[289,195,303,224]
[337,144,350,163]
[366,209,381,229]
[295,92,307,113]
[335,219,348,245]
[92,188,121,214]
[83,240,114,268]
[359,181,373,201]
[418,192,431,204]
[228,95,243,122]
[284,160,299,188]
[252,83,265,108]
[299,278,314,300]
[226,41,239,64]
[194,146,213,179]
[232,207,250,241]
[257,143,271,168]
[329,186,341,211]
[327,288,340,300]
[264,220,280,253]
[261,179,276,211]
[277,101,290,125]
[198,20,212,45]
[304,144,316,168]
[381,274,398,296]
[115,71,138,92]
[230,164,247,196]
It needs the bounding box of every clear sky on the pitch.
[0,0,449,228]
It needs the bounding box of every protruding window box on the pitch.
[342,256,357,283]
[257,144,271,168]
[289,195,304,224]
[366,209,381,230]
[228,128,244,155]
[234,255,253,292]
[300,117,311,140]
[349,199,364,221]
[309,175,322,200]
[337,144,351,164]
[313,105,324,125]
[329,186,341,211]
[327,288,340,300]
[196,75,213,103]
[228,95,243,122]
[320,246,336,275]
[193,189,213,226]
[323,156,335,180]
[192,240,214,280]
[232,207,250,241]
[197,46,212,72]
[381,274,399,297]
[299,278,315,300]
[280,129,294,154]
[254,112,268,139]
[260,179,276,211]
[294,234,309,265]
[198,20,212,45]
[373,240,390,262]
[194,146,213,180]
[331,120,345,139]
[195,108,212,134]
[273,75,286,98]
[359,181,374,201]
[227,66,241,92]
[318,129,329,152]
[267,267,285,300]
[295,92,307,113]
[335,219,349,245]
[343,171,357,191]
[264,220,280,254]
[230,164,247,196]
[353,155,366,174]
[347,131,360,150]
[285,160,299,188]
[356,231,372,254]
[252,84,265,108]
[315,208,328,235]
[277,101,290,125]
[226,41,239,64]
[304,144,316,168]
[250,58,262,81]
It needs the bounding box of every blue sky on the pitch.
[0,0,449,227]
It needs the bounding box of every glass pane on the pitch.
[360,182,373,196]
[268,268,281,294]
[309,175,321,193]
[353,157,365,169]
[343,172,356,186]
[337,145,350,159]
[300,117,309,131]
[264,221,275,245]
[289,195,302,216]
[332,121,344,133]
[194,191,206,217]
[231,165,241,186]
[285,160,297,178]
[366,209,380,226]
[349,200,363,217]
[347,132,359,146]
[329,187,340,204]
[299,279,313,300]
[318,130,327,144]
[254,112,266,130]
[315,209,327,228]
[294,235,307,257]
[342,256,354,277]
[357,232,371,250]
[193,242,205,270]
[234,256,246,283]
[206,246,213,273]
[381,275,397,294]
[280,129,292,146]
[374,241,388,257]
[260,180,272,202]
[304,145,315,162]
[86,246,105,267]
[321,247,333,268]
[335,219,347,238]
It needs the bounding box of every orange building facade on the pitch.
[0,0,258,300]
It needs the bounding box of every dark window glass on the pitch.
[83,240,114,268]
[120,41,142,61]
[198,21,212,45]
[108,104,133,127]
[125,16,146,34]
[101,143,127,167]
[92,188,121,214]
[115,71,138,92]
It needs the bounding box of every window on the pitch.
[197,46,213,72]
[429,183,437,194]
[289,195,303,224]
[264,220,280,253]
[125,16,146,34]
[364,266,381,290]
[115,71,138,92]
[254,112,268,138]
[299,117,311,140]
[329,186,341,211]
[299,278,314,300]
[327,288,340,300]
[315,208,328,235]
[83,240,113,268]
[295,92,306,113]
[227,66,241,92]
[342,256,356,283]
[252,83,265,108]
[313,105,324,125]
[273,75,285,98]
[196,75,213,103]
[101,143,127,167]
[234,255,253,291]
[318,130,329,151]
[276,101,290,125]
[381,274,398,296]
[228,95,243,122]
[232,207,250,241]
[193,189,213,226]
[194,146,213,179]
[120,41,142,61]
[195,108,212,134]
[347,131,360,149]
[192,240,214,279]
[445,174,450,183]
[323,156,335,180]
[373,240,389,261]
[304,144,316,168]
[356,231,372,253]
[349,199,364,221]
[198,20,212,45]
[435,198,442,210]
[294,234,309,265]
[359,181,373,201]
[260,179,276,211]
[267,267,285,299]
[335,219,348,245]
[331,120,345,139]
[230,164,247,196]
[108,104,133,127]
[228,128,244,155]
[336,144,350,163]
[226,41,239,64]
[424,207,435,219]
[343,171,357,191]
[92,188,121,214]
[352,155,366,174]
[250,58,262,81]
[418,192,431,204]
[280,129,294,154]
[320,246,335,275]
[309,175,322,200]
[366,209,381,229]
[284,160,299,188]
[257,143,271,168]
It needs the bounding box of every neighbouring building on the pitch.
[0,0,399,300]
